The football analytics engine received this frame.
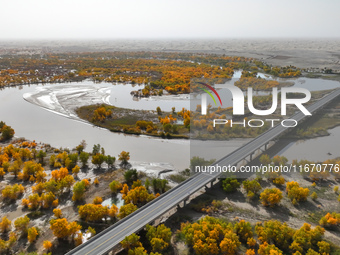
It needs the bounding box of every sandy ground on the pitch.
[1,39,340,253]
[167,175,340,253]
[1,39,340,70]
[23,84,112,119]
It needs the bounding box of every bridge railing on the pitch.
[65,171,201,254]
[66,88,340,254]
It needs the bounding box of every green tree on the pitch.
[243,179,262,199]
[190,156,215,169]
[272,155,288,166]
[124,169,138,184]
[109,180,122,194]
[72,181,86,201]
[79,151,90,168]
[0,125,15,141]
[317,240,330,254]
[234,220,253,243]
[8,160,21,178]
[92,144,101,155]
[92,153,106,168]
[49,154,56,167]
[222,178,240,193]
[290,223,324,254]
[128,247,149,255]
[75,140,87,154]
[105,155,116,169]
[72,165,80,176]
[66,153,78,170]
[121,233,142,250]
[256,220,294,252]
[259,154,271,165]
[311,192,318,201]
[146,224,172,252]
[119,151,130,166]
[151,178,168,193]
[118,203,138,219]
[163,123,172,133]
[145,178,151,191]
[37,150,46,164]
[14,215,30,234]
[156,107,162,115]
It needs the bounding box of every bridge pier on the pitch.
[177,197,190,209]
[65,89,340,255]
[205,178,216,190]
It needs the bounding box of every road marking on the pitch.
[80,89,340,255]
[84,174,207,255]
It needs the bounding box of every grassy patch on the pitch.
[331,243,340,255]
[27,211,45,219]
[304,210,327,224]
[304,73,323,79]
[168,174,188,183]
[310,186,338,200]
[76,104,189,139]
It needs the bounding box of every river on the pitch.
[0,72,339,171]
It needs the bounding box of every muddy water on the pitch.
[0,73,339,171]
[277,126,340,162]
[101,193,124,209]
[0,83,190,170]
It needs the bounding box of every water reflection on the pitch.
[278,126,340,162]
[101,193,124,209]
[0,72,339,172]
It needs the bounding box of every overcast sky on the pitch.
[1,0,339,39]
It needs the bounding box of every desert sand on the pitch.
[1,38,340,70]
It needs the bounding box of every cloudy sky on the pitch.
[1,0,339,39]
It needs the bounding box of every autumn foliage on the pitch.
[2,184,25,200]
[146,224,172,252]
[123,186,155,206]
[0,217,11,233]
[118,203,138,219]
[256,220,326,254]
[27,227,38,243]
[286,181,310,204]
[92,106,112,122]
[181,216,241,255]
[14,216,30,234]
[50,218,81,240]
[43,240,53,251]
[319,212,340,228]
[260,188,283,207]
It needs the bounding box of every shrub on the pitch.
[286,181,309,204]
[222,178,240,193]
[260,188,283,207]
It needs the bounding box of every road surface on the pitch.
[67,88,340,255]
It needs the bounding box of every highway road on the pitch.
[67,88,340,255]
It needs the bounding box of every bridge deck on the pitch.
[67,88,340,255]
